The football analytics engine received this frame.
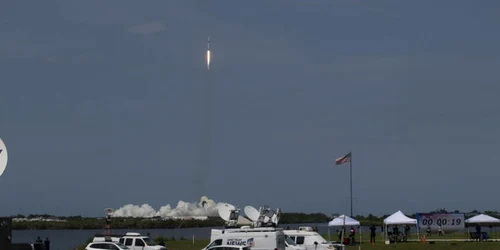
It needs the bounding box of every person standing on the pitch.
[437,225,443,236]
[349,227,356,244]
[34,237,43,250]
[476,224,482,241]
[404,225,411,240]
[44,237,51,250]
[369,225,376,244]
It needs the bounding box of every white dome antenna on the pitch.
[244,206,261,222]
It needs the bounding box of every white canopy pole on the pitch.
[416,224,419,242]
[359,226,362,246]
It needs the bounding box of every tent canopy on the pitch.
[465,214,500,225]
[383,210,417,225]
[328,215,360,227]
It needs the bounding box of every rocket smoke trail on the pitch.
[194,37,213,198]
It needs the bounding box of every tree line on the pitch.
[10,209,498,230]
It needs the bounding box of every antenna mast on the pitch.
[104,208,114,236]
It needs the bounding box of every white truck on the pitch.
[203,226,305,250]
[118,232,167,250]
[284,227,344,250]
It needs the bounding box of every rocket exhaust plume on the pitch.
[206,37,211,70]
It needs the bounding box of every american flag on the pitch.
[335,152,351,165]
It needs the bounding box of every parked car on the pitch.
[85,241,129,250]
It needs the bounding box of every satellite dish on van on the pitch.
[263,209,275,218]
[218,203,240,227]
[257,206,281,227]
[271,208,281,225]
[263,216,270,223]
[244,206,261,222]
[104,208,114,216]
[0,138,8,177]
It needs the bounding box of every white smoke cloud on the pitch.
[112,196,223,218]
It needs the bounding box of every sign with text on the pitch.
[416,213,465,233]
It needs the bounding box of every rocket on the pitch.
[206,36,211,70]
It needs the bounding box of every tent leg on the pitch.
[417,226,419,243]
[384,224,386,244]
[359,227,362,246]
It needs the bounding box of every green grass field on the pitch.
[321,231,500,250]
[77,231,500,250]
[77,238,500,250]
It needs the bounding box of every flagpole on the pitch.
[350,150,353,217]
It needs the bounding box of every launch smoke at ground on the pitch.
[112,196,222,218]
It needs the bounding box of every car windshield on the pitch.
[285,236,296,246]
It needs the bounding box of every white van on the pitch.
[204,227,303,250]
[284,228,344,250]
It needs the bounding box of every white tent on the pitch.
[465,214,500,225]
[384,210,417,225]
[465,214,500,241]
[327,215,361,244]
[383,210,418,243]
[328,215,360,227]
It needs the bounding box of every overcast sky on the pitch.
[1,1,500,217]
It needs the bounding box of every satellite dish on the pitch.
[244,206,261,222]
[263,216,270,223]
[271,208,281,225]
[104,208,114,216]
[0,138,8,177]
[256,206,281,227]
[264,209,275,218]
[218,203,240,227]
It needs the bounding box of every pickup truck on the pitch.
[118,232,167,250]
